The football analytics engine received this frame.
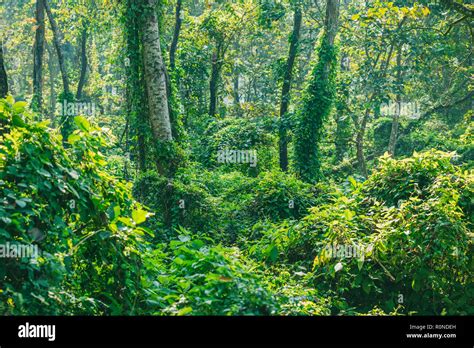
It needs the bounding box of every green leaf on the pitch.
[348,176,357,188]
[177,307,193,316]
[37,168,51,178]
[15,200,27,208]
[74,116,91,132]
[12,114,26,127]
[344,209,355,220]
[13,101,27,114]
[362,280,371,294]
[268,245,278,262]
[412,278,421,291]
[357,258,364,271]
[131,208,147,224]
[68,134,81,144]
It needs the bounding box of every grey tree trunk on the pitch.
[46,41,57,124]
[334,55,351,162]
[208,47,221,117]
[76,26,88,100]
[356,108,369,177]
[279,7,302,172]
[141,0,173,142]
[232,42,243,117]
[0,40,8,98]
[232,68,242,116]
[388,49,402,156]
[322,0,340,77]
[44,0,70,96]
[32,0,45,111]
[169,0,182,71]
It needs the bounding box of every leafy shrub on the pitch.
[248,170,329,222]
[0,97,149,314]
[263,266,332,315]
[373,117,393,153]
[363,150,458,206]
[142,234,278,315]
[309,151,473,314]
[396,112,473,167]
[246,151,472,314]
[197,117,276,173]
[133,169,220,238]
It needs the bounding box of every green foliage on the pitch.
[57,91,75,140]
[372,117,393,154]
[396,113,474,167]
[142,234,278,315]
[244,151,472,314]
[198,117,276,173]
[308,151,473,314]
[248,170,325,221]
[133,169,220,237]
[0,97,149,314]
[363,150,461,206]
[257,0,286,28]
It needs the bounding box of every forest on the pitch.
[0,0,472,316]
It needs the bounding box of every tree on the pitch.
[0,40,8,98]
[43,0,73,138]
[76,25,88,100]
[202,3,255,117]
[388,48,402,156]
[334,54,352,162]
[140,0,174,174]
[294,0,340,182]
[279,5,302,172]
[44,0,70,96]
[124,0,148,172]
[169,0,182,71]
[32,0,45,112]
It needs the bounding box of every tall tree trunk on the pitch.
[166,0,182,139]
[356,108,369,177]
[0,40,8,98]
[169,0,182,71]
[45,40,57,124]
[208,47,221,117]
[232,67,242,116]
[279,7,302,172]
[356,17,404,175]
[76,26,88,100]
[334,54,351,162]
[32,0,45,112]
[294,0,340,182]
[323,0,340,69]
[141,0,173,144]
[232,42,243,117]
[388,49,402,156]
[44,0,70,96]
[125,0,147,171]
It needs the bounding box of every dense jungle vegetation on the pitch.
[0,0,473,316]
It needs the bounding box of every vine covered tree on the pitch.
[294,0,340,182]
